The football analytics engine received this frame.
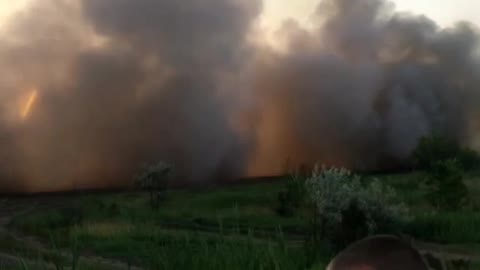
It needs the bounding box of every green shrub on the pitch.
[412,135,480,170]
[412,135,458,169]
[424,158,468,210]
[305,167,408,251]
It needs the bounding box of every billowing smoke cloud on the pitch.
[0,0,479,192]
[250,0,480,175]
[0,0,260,192]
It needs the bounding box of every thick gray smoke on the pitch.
[0,0,260,192]
[250,0,480,175]
[0,0,479,192]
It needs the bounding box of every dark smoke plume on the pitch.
[0,0,479,192]
[250,0,480,175]
[0,0,260,192]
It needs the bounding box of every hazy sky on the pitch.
[0,0,29,26]
[261,0,480,29]
[1,0,479,31]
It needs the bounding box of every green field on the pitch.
[2,172,480,269]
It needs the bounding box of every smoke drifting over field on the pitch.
[0,0,479,192]
[251,0,480,174]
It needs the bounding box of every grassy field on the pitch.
[3,171,480,269]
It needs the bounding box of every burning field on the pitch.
[1,0,480,192]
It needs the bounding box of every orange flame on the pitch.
[21,88,38,120]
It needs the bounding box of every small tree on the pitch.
[424,158,468,210]
[134,162,173,209]
[412,135,459,169]
[412,135,480,170]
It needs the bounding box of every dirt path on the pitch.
[0,197,143,270]
[0,198,36,226]
[3,229,144,270]
[416,241,480,261]
[413,241,480,270]
[0,250,63,270]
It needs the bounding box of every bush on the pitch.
[412,135,480,170]
[134,162,173,209]
[305,167,408,251]
[424,158,468,210]
[276,172,306,217]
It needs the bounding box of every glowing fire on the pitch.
[21,88,38,120]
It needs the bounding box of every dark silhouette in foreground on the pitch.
[327,235,429,270]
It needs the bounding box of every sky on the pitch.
[1,0,479,32]
[260,0,480,29]
[0,0,29,26]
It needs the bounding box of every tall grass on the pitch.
[6,225,316,270]
[72,222,314,270]
[406,211,480,243]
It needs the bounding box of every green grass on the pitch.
[74,225,311,270]
[368,172,480,245]
[406,211,480,243]
[0,230,66,265]
[7,181,323,269]
[4,221,316,269]
[6,171,480,269]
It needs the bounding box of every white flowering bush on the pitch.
[305,168,358,225]
[305,166,409,250]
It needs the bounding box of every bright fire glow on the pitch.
[21,88,38,120]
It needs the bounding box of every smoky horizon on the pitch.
[1,0,480,193]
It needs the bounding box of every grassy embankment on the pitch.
[4,171,480,269]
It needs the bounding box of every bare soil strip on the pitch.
[0,198,143,270]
